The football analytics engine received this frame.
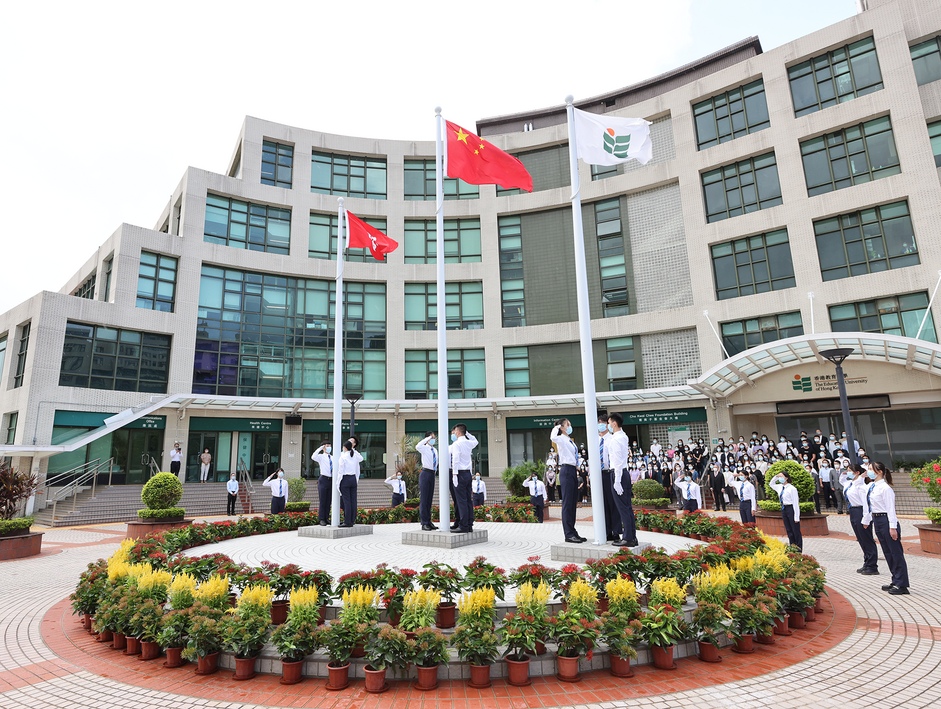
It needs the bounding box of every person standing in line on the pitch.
[598,413,621,542]
[170,443,182,476]
[679,470,702,513]
[736,468,756,524]
[263,468,288,514]
[607,413,638,548]
[828,460,846,514]
[523,471,546,522]
[708,463,727,512]
[450,424,478,534]
[311,440,333,527]
[385,471,407,507]
[845,464,879,575]
[448,439,463,531]
[551,418,586,544]
[814,456,830,514]
[336,439,363,527]
[770,470,802,551]
[226,471,239,516]
[472,473,487,507]
[862,462,910,595]
[545,453,557,502]
[199,448,212,483]
[415,431,438,531]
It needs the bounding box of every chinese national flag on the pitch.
[346,211,398,261]
[446,120,533,192]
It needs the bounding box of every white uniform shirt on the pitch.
[550,426,580,467]
[770,479,801,522]
[311,446,333,478]
[523,478,546,501]
[650,443,662,457]
[737,480,756,509]
[844,477,867,508]
[263,475,288,498]
[607,430,631,485]
[415,436,438,471]
[472,477,487,499]
[226,477,239,494]
[336,450,364,480]
[861,479,899,528]
[451,433,478,471]
[385,477,407,496]
[600,431,612,469]
[681,479,703,507]
[170,448,182,463]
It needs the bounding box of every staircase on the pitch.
[30,477,514,528]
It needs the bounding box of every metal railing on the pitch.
[41,458,114,521]
[236,457,255,514]
[142,454,160,481]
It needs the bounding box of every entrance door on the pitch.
[252,432,281,479]
[126,430,164,484]
[186,433,217,483]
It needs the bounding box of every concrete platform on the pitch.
[297,524,373,539]
[550,539,652,563]
[401,529,488,548]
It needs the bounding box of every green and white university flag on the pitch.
[572,107,652,166]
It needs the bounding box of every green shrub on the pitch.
[0,461,38,520]
[0,516,33,535]
[506,495,530,504]
[633,478,665,501]
[501,461,545,498]
[636,498,671,508]
[287,477,306,503]
[764,460,813,502]
[285,501,311,512]
[137,507,186,519]
[141,472,183,510]
[758,500,816,515]
[925,507,941,524]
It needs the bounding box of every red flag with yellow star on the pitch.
[445,120,533,192]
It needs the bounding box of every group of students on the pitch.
[309,436,365,527]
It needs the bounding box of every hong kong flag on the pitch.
[445,120,533,192]
[346,211,398,261]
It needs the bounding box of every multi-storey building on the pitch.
[3,0,941,489]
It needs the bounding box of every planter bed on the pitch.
[0,531,43,561]
[754,511,829,537]
[915,523,941,554]
[126,518,192,540]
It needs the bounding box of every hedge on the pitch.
[141,472,183,510]
[137,507,186,520]
[0,516,33,535]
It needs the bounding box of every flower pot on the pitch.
[468,663,492,688]
[804,605,816,622]
[698,640,721,662]
[326,662,350,691]
[773,617,792,636]
[609,654,634,677]
[415,664,439,690]
[755,633,775,645]
[82,613,92,630]
[690,533,702,540]
[531,639,547,656]
[124,636,141,656]
[318,605,328,625]
[97,629,113,643]
[386,610,401,627]
[164,647,186,668]
[597,595,609,613]
[556,653,581,682]
[436,602,456,629]
[271,600,290,625]
[195,652,219,675]
[280,659,303,685]
[788,611,806,629]
[733,635,755,654]
[814,596,824,613]
[506,655,531,686]
[651,644,676,670]
[233,655,257,680]
[364,665,389,693]
[227,593,238,608]
[350,642,366,658]
[111,632,127,650]
[139,641,161,661]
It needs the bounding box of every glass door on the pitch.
[252,432,281,479]
[186,433,217,483]
[126,430,164,484]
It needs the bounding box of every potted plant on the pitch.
[418,561,463,628]
[220,583,273,680]
[548,610,601,681]
[606,576,642,620]
[509,556,558,595]
[728,595,774,653]
[194,575,231,611]
[632,478,672,511]
[338,585,379,656]
[451,625,500,688]
[584,557,621,608]
[70,560,109,630]
[129,598,165,660]
[499,608,543,686]
[599,612,641,677]
[399,587,439,633]
[910,460,941,552]
[321,619,367,690]
[641,577,689,670]
[285,477,311,512]
[456,587,497,629]
[411,627,449,690]
[364,625,412,693]
[462,557,508,600]
[137,472,186,522]
[516,581,551,654]
[182,606,225,674]
[158,609,191,667]
[269,586,321,684]
[689,602,730,662]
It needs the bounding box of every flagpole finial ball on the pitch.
[435,106,442,115]
[338,197,344,207]
[565,95,574,105]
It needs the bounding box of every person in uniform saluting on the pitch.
[551,418,586,544]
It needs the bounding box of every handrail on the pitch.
[40,459,103,493]
[144,455,160,481]
[236,457,255,514]
[47,458,115,522]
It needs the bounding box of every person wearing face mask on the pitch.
[336,439,364,527]
[707,462,727,512]
[384,470,407,508]
[770,470,802,550]
[692,438,705,477]
[679,470,702,513]
[311,440,334,526]
[545,452,557,502]
[522,471,546,522]
[472,473,487,507]
[551,418,585,543]
[598,414,622,542]
[415,431,439,531]
[813,457,828,514]
[844,464,879,575]
[450,424,478,534]
[226,471,239,516]
[607,413,638,547]
[650,438,662,457]
[736,469,756,523]
[826,433,841,458]
[776,436,789,457]
[861,462,909,595]
[828,459,846,514]
[263,468,289,515]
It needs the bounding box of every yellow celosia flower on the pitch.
[342,585,378,610]
[137,568,171,594]
[457,587,496,624]
[649,577,687,607]
[169,573,197,608]
[289,586,319,609]
[606,576,638,604]
[125,562,151,583]
[403,587,439,614]
[108,539,135,567]
[238,583,274,614]
[195,574,230,605]
[515,581,550,617]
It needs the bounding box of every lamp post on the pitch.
[345,393,362,437]
[819,348,858,463]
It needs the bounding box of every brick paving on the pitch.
[0,512,937,709]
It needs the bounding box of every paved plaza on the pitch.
[0,510,939,709]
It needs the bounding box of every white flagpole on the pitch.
[435,108,451,530]
[564,96,606,545]
[330,197,346,526]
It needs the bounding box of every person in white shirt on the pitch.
[472,474,487,507]
[861,462,910,594]
[415,432,439,531]
[199,449,212,483]
[679,472,702,512]
[336,438,364,527]
[598,413,621,542]
[450,424,478,533]
[844,464,879,575]
[545,454,557,502]
[776,436,789,457]
[522,472,546,522]
[551,418,586,543]
[226,471,239,516]
[649,438,662,458]
[385,472,407,507]
[735,470,756,524]
[606,413,638,548]
[263,468,288,515]
[770,470,802,551]
[170,443,182,476]
[311,441,333,526]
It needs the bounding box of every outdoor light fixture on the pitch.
[819,348,858,463]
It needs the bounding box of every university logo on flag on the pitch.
[602,129,630,159]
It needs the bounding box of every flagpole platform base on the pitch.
[297,524,374,539]
[550,540,651,563]
[401,529,489,549]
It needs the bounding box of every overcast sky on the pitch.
[0,0,856,316]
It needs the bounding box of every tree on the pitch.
[0,461,39,520]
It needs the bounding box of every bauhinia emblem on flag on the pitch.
[445,120,533,192]
[346,211,398,262]
[572,107,652,166]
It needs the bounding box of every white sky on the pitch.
[0,0,856,316]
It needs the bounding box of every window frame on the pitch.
[310,151,387,200]
[693,79,770,150]
[594,199,629,317]
[203,194,291,255]
[605,337,637,391]
[403,159,479,201]
[58,322,171,393]
[711,229,796,300]
[788,36,884,117]
[403,218,482,264]
[4,412,17,445]
[261,140,294,189]
[136,251,178,312]
[911,35,941,86]
[308,213,388,263]
[504,346,530,397]
[404,348,486,399]
[404,281,484,331]
[73,273,96,299]
[828,292,937,343]
[720,312,804,357]
[13,322,29,389]
[498,215,525,327]
[701,151,782,223]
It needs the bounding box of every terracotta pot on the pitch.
[468,663,492,688]
[556,653,581,682]
[814,596,824,613]
[804,605,816,622]
[271,600,290,625]
[733,635,755,654]
[690,533,702,540]
[233,655,257,680]
[755,633,775,645]
[597,595,609,613]
[97,629,113,643]
[698,640,721,662]
[164,646,186,668]
[436,602,457,629]
[318,605,328,625]
[139,641,161,660]
[506,655,531,686]
[364,665,389,693]
[651,644,676,670]
[788,611,806,629]
[111,632,127,650]
[125,636,141,656]
[82,613,92,630]
[773,617,792,636]
[350,642,366,658]
[227,593,238,608]
[326,662,350,691]
[195,652,219,675]
[609,654,633,677]
[280,659,303,685]
[386,610,401,627]
[532,640,547,656]
[415,664,439,690]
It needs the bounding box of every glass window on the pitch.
[829,292,937,343]
[73,273,96,299]
[814,201,919,281]
[403,218,482,264]
[591,164,619,181]
[606,337,636,391]
[595,199,629,317]
[800,116,900,197]
[403,159,479,200]
[4,412,16,445]
[928,120,941,168]
[711,229,795,300]
[693,79,770,150]
[310,151,386,200]
[13,322,29,388]
[58,322,170,393]
[404,282,484,330]
[101,257,113,302]
[203,194,290,255]
[308,213,388,263]
[498,216,525,327]
[721,311,804,357]
[261,140,294,189]
[404,349,486,399]
[496,144,570,196]
[789,36,884,117]
[701,151,782,223]
[911,36,941,86]
[504,346,530,397]
[136,252,178,312]
[0,336,6,383]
